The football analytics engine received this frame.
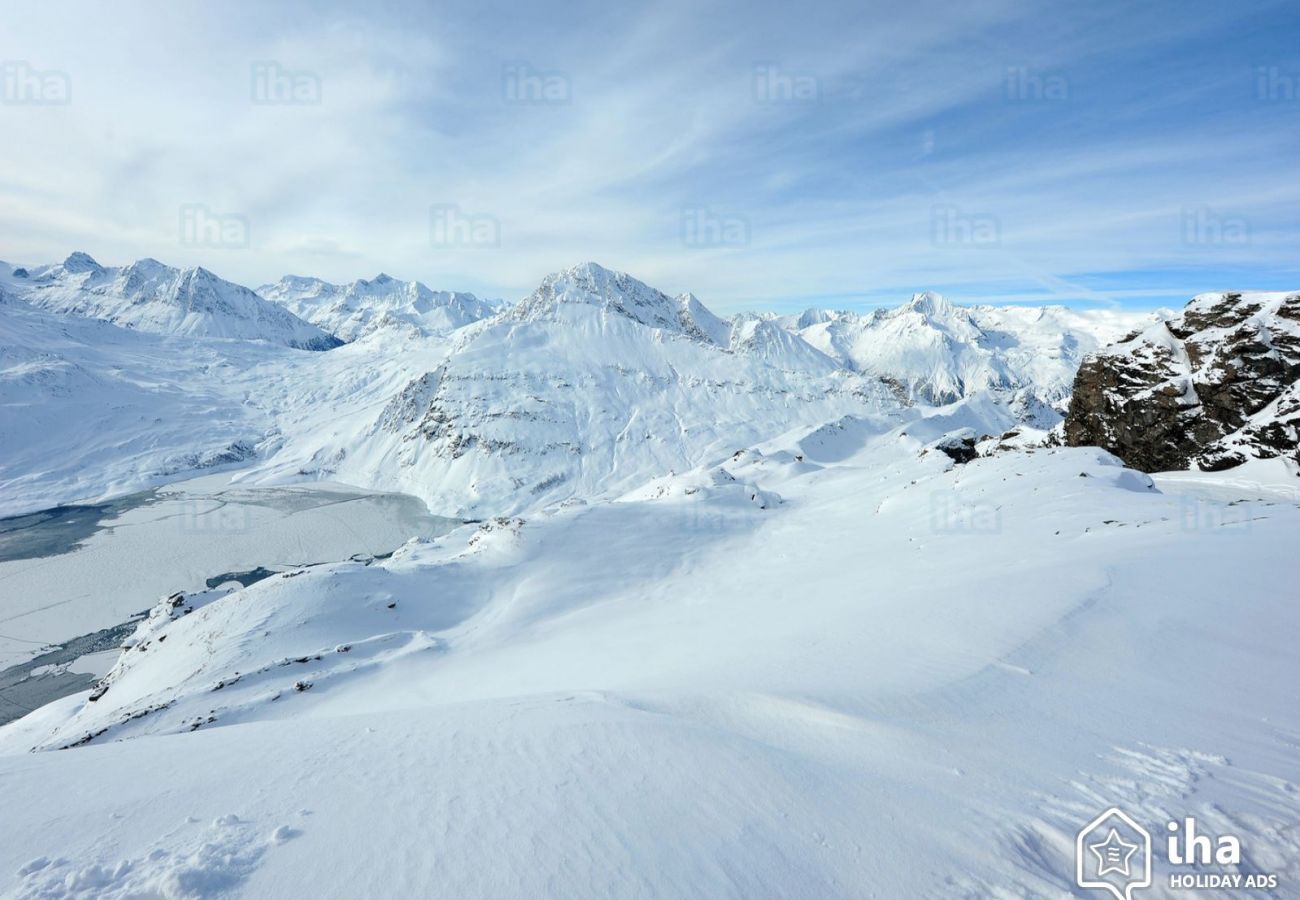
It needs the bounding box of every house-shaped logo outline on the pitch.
[1075,806,1152,900]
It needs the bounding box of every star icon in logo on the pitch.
[1076,807,1152,898]
[1089,827,1140,877]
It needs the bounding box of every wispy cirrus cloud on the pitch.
[1,0,1297,312]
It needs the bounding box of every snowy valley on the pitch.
[0,255,1297,899]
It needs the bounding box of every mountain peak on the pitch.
[519,263,724,342]
[902,291,955,317]
[176,265,222,287]
[795,308,847,329]
[62,251,101,273]
[676,292,730,345]
[537,261,628,297]
[561,261,616,279]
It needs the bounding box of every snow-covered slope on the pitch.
[727,313,841,374]
[0,296,276,517]
[4,255,340,350]
[4,408,1297,898]
[258,273,500,342]
[786,293,1150,414]
[0,288,461,519]
[255,263,903,516]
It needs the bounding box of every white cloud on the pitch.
[1,0,1296,311]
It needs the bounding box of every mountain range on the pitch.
[2,252,1299,899]
[1,254,1156,518]
[4,253,340,350]
[258,272,502,342]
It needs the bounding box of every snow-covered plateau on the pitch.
[0,256,1297,899]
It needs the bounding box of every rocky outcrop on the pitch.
[1063,291,1300,471]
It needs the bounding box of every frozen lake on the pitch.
[0,472,462,723]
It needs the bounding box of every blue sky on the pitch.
[2,0,1298,313]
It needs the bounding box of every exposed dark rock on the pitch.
[1064,292,1300,471]
[930,429,980,464]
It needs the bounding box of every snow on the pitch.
[251,264,903,517]
[0,471,458,671]
[257,272,500,342]
[2,256,1298,899]
[0,296,273,519]
[791,295,1152,411]
[3,414,1299,897]
[11,811,277,899]
[4,255,338,350]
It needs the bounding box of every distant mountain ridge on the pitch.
[258,272,501,342]
[3,253,340,350]
[777,293,1150,412]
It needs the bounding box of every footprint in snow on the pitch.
[12,814,302,900]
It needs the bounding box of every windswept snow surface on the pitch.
[2,258,1297,899]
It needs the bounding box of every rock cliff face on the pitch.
[1063,291,1300,471]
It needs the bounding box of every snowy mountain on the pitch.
[258,273,500,342]
[3,254,340,350]
[507,262,701,334]
[727,312,842,374]
[3,255,1300,899]
[0,257,1162,521]
[257,263,903,516]
[1065,290,1300,471]
[782,293,1149,415]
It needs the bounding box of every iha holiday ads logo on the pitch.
[1075,807,1279,897]
[1076,808,1150,900]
